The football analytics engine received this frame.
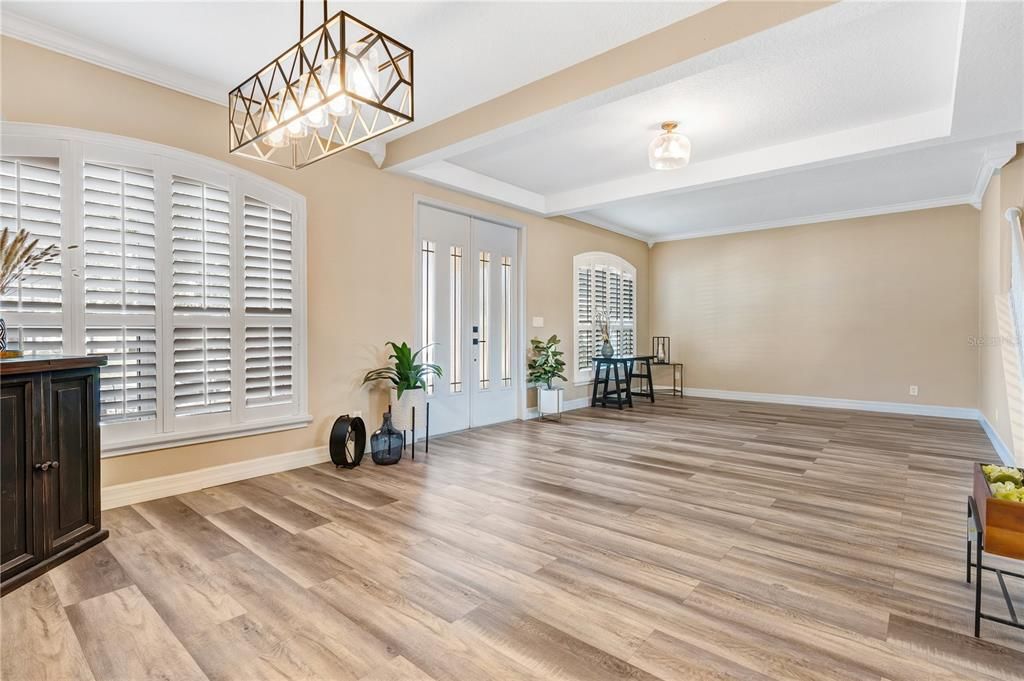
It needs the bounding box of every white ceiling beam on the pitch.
[409,162,547,214]
[383,0,839,171]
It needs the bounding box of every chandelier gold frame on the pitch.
[228,0,413,169]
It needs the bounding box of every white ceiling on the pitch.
[2,1,1021,242]
[0,0,712,136]
[451,1,963,195]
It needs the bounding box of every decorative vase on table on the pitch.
[600,338,615,358]
[370,412,404,465]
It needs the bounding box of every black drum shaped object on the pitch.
[370,412,404,465]
[329,414,366,468]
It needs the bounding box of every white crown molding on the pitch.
[647,193,978,244]
[101,446,330,510]
[0,13,393,162]
[979,413,1017,466]
[1,10,226,105]
[560,213,651,244]
[680,387,980,420]
[968,141,1020,208]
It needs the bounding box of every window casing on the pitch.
[0,124,309,456]
[573,252,637,384]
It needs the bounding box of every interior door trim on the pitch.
[412,195,528,427]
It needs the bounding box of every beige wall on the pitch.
[650,206,981,407]
[978,147,1024,463]
[0,37,648,487]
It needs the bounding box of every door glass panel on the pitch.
[501,255,512,388]
[478,250,490,390]
[449,245,463,394]
[420,240,435,393]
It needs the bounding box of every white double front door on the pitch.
[416,202,520,435]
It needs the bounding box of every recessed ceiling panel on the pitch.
[449,1,963,194]
[576,139,990,240]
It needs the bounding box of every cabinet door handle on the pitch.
[49,460,59,470]
[33,461,50,471]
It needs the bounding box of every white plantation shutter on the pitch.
[1,157,63,325]
[3,325,62,356]
[173,326,232,416]
[86,327,158,422]
[82,160,160,425]
[83,162,157,313]
[244,325,293,406]
[171,177,230,313]
[244,197,293,313]
[170,176,233,421]
[243,194,295,414]
[575,267,594,371]
[573,253,637,382]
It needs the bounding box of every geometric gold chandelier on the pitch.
[229,0,413,169]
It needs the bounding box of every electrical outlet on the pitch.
[909,385,919,396]
[532,316,544,328]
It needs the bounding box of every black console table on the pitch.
[590,355,656,409]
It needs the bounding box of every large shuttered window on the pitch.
[572,252,637,383]
[0,124,309,456]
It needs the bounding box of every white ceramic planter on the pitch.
[537,387,563,419]
[390,387,426,432]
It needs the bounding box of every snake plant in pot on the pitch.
[362,342,441,432]
[528,335,567,419]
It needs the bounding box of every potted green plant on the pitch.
[362,341,441,432]
[528,335,567,419]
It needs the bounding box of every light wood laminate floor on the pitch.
[3,397,1024,680]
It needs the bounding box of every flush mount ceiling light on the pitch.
[648,121,691,170]
[229,0,413,169]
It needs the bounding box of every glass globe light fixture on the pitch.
[348,40,381,101]
[648,121,691,170]
[322,58,352,116]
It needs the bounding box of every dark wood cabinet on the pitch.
[1,356,107,595]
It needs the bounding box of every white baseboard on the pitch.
[525,396,591,420]
[979,413,1017,466]
[101,446,330,510]
[677,386,980,420]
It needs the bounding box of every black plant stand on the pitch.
[402,402,430,460]
[967,495,1024,637]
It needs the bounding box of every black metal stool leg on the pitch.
[975,526,983,637]
[967,501,973,584]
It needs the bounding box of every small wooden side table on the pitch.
[652,362,684,397]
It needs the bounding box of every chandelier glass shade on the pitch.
[229,2,413,169]
[648,122,691,170]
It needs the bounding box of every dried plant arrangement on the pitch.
[0,228,61,297]
[0,227,70,357]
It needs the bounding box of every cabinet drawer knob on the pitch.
[49,460,59,470]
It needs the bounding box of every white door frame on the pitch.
[412,194,528,427]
